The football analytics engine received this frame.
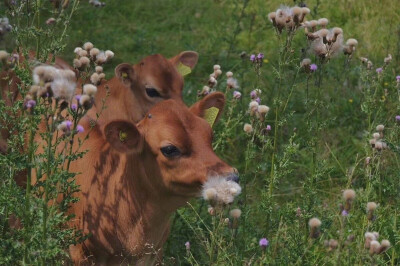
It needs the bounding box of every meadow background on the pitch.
[1,0,400,265]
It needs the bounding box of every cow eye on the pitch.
[160,145,181,158]
[146,88,161,98]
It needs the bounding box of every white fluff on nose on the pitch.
[202,177,241,205]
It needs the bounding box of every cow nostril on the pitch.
[226,173,240,183]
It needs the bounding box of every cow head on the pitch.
[103,92,238,198]
[114,51,198,107]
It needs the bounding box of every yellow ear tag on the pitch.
[121,72,128,78]
[177,62,192,76]
[204,107,219,128]
[119,131,127,142]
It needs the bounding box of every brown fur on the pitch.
[62,92,234,265]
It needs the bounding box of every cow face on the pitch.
[104,92,238,197]
[114,51,198,107]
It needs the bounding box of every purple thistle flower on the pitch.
[25,100,36,108]
[255,97,261,104]
[65,120,73,130]
[75,94,82,101]
[266,125,271,131]
[259,238,269,249]
[310,64,318,71]
[71,103,77,111]
[257,53,264,59]
[396,75,400,82]
[376,67,383,74]
[250,90,257,99]
[250,54,256,62]
[396,115,400,121]
[185,241,190,250]
[76,125,84,133]
[233,91,241,99]
[341,210,349,217]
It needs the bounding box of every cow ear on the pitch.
[190,92,225,127]
[115,63,134,87]
[169,51,199,76]
[104,120,143,153]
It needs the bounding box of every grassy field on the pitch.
[1,0,400,264]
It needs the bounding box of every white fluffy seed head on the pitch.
[95,66,103,73]
[78,49,88,57]
[202,177,241,205]
[370,240,380,254]
[83,84,97,96]
[0,50,9,61]
[373,232,379,240]
[308,217,321,228]
[79,94,91,107]
[346,38,358,47]
[213,64,221,71]
[257,105,270,115]
[249,101,259,109]
[73,58,82,68]
[230,209,242,218]
[105,50,114,59]
[301,7,310,15]
[375,141,383,150]
[343,189,356,201]
[301,58,311,67]
[332,27,343,36]
[317,18,329,27]
[291,6,302,16]
[373,132,380,139]
[381,240,390,248]
[244,123,253,133]
[202,188,217,201]
[376,124,384,132]
[83,42,94,51]
[365,232,376,240]
[79,56,90,67]
[74,47,83,54]
[96,52,107,64]
[90,73,100,85]
[51,77,76,100]
[367,202,377,211]
[226,71,233,78]
[90,48,100,57]
[99,73,106,80]
[268,12,276,22]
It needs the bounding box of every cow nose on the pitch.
[226,169,239,183]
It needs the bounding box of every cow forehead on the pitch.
[137,54,183,94]
[141,100,212,141]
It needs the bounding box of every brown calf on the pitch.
[66,92,239,265]
[87,51,198,128]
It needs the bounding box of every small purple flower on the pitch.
[259,238,269,249]
[376,67,383,74]
[255,97,261,104]
[266,125,271,131]
[25,100,36,108]
[310,64,318,72]
[75,94,82,101]
[250,54,256,62]
[341,210,349,217]
[185,241,190,250]
[233,91,241,99]
[250,90,257,99]
[76,125,84,133]
[65,120,73,130]
[257,53,264,59]
[71,103,77,111]
[396,75,400,82]
[396,115,400,122]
